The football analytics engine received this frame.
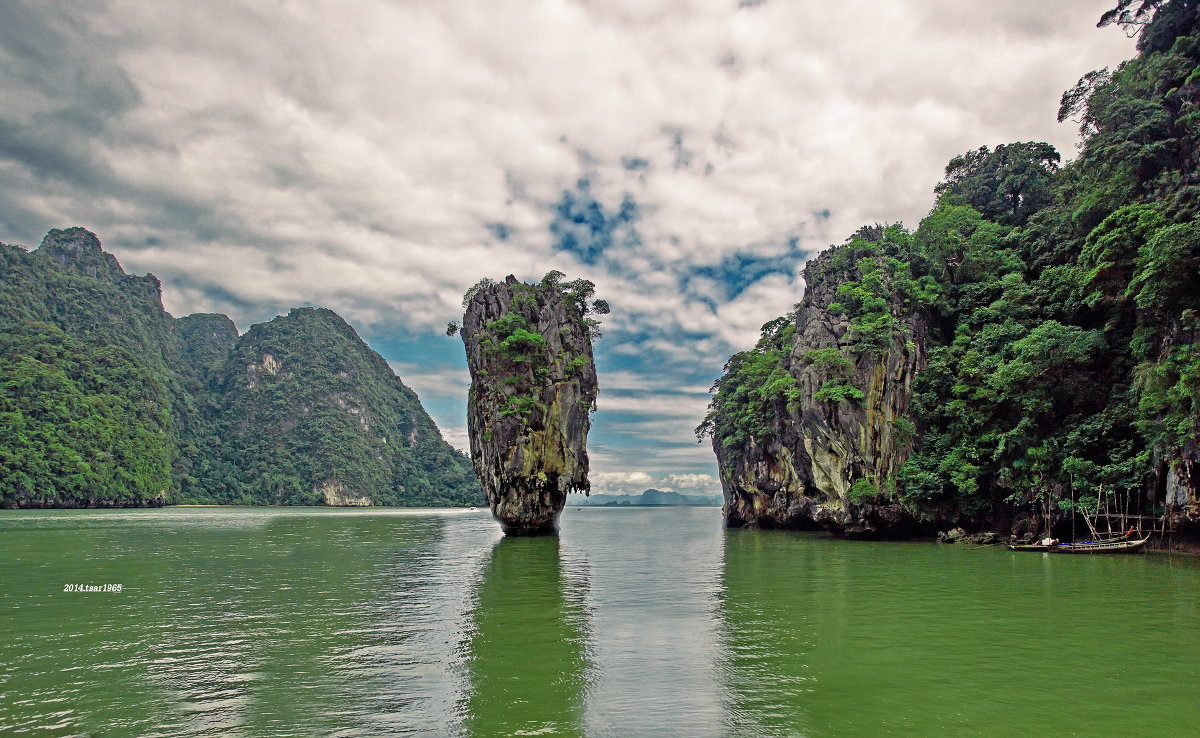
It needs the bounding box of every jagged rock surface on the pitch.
[462,276,598,535]
[714,249,928,537]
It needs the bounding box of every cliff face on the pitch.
[461,275,599,535]
[709,245,927,537]
[1157,316,1200,531]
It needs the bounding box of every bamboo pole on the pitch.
[1084,484,1103,540]
[1071,485,1077,543]
[1104,486,1113,535]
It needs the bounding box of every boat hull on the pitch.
[1050,536,1150,554]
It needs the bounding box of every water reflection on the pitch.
[0,508,494,737]
[566,507,726,738]
[719,530,823,737]
[8,508,1199,736]
[461,536,589,736]
[139,514,453,737]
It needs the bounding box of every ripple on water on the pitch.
[3,507,1200,736]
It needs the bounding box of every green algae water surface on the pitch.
[2,506,1198,736]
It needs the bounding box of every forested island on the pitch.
[699,1,1200,539]
[0,228,482,508]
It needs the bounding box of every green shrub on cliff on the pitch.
[813,381,865,405]
[697,319,801,448]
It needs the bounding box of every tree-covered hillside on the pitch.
[702,0,1200,535]
[199,307,480,506]
[1,228,192,506]
[0,228,482,507]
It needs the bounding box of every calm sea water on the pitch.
[2,506,1199,736]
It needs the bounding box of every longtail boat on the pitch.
[1051,534,1150,554]
[1007,485,1155,554]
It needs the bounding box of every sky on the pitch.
[0,0,1137,498]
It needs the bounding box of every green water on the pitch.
[2,506,1198,736]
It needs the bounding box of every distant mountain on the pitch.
[206,307,480,506]
[571,488,722,507]
[0,227,483,508]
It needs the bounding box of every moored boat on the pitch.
[1007,535,1057,552]
[1051,534,1150,554]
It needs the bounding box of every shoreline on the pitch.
[7,504,1198,553]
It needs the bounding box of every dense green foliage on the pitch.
[1,230,482,507]
[0,322,172,505]
[934,142,1061,227]
[827,225,940,353]
[195,308,481,506]
[1,229,200,505]
[705,2,1200,523]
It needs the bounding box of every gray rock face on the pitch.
[36,227,164,307]
[714,249,927,537]
[37,227,124,280]
[461,276,598,535]
[1158,319,1200,532]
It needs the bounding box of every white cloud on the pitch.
[591,471,656,495]
[665,473,719,492]
[387,361,470,402]
[0,0,1138,480]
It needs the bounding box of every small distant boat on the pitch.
[469,506,478,511]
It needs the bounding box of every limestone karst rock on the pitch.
[460,274,601,535]
[704,246,926,538]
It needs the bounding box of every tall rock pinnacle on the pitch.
[458,273,604,535]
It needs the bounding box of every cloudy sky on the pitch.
[0,0,1136,497]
